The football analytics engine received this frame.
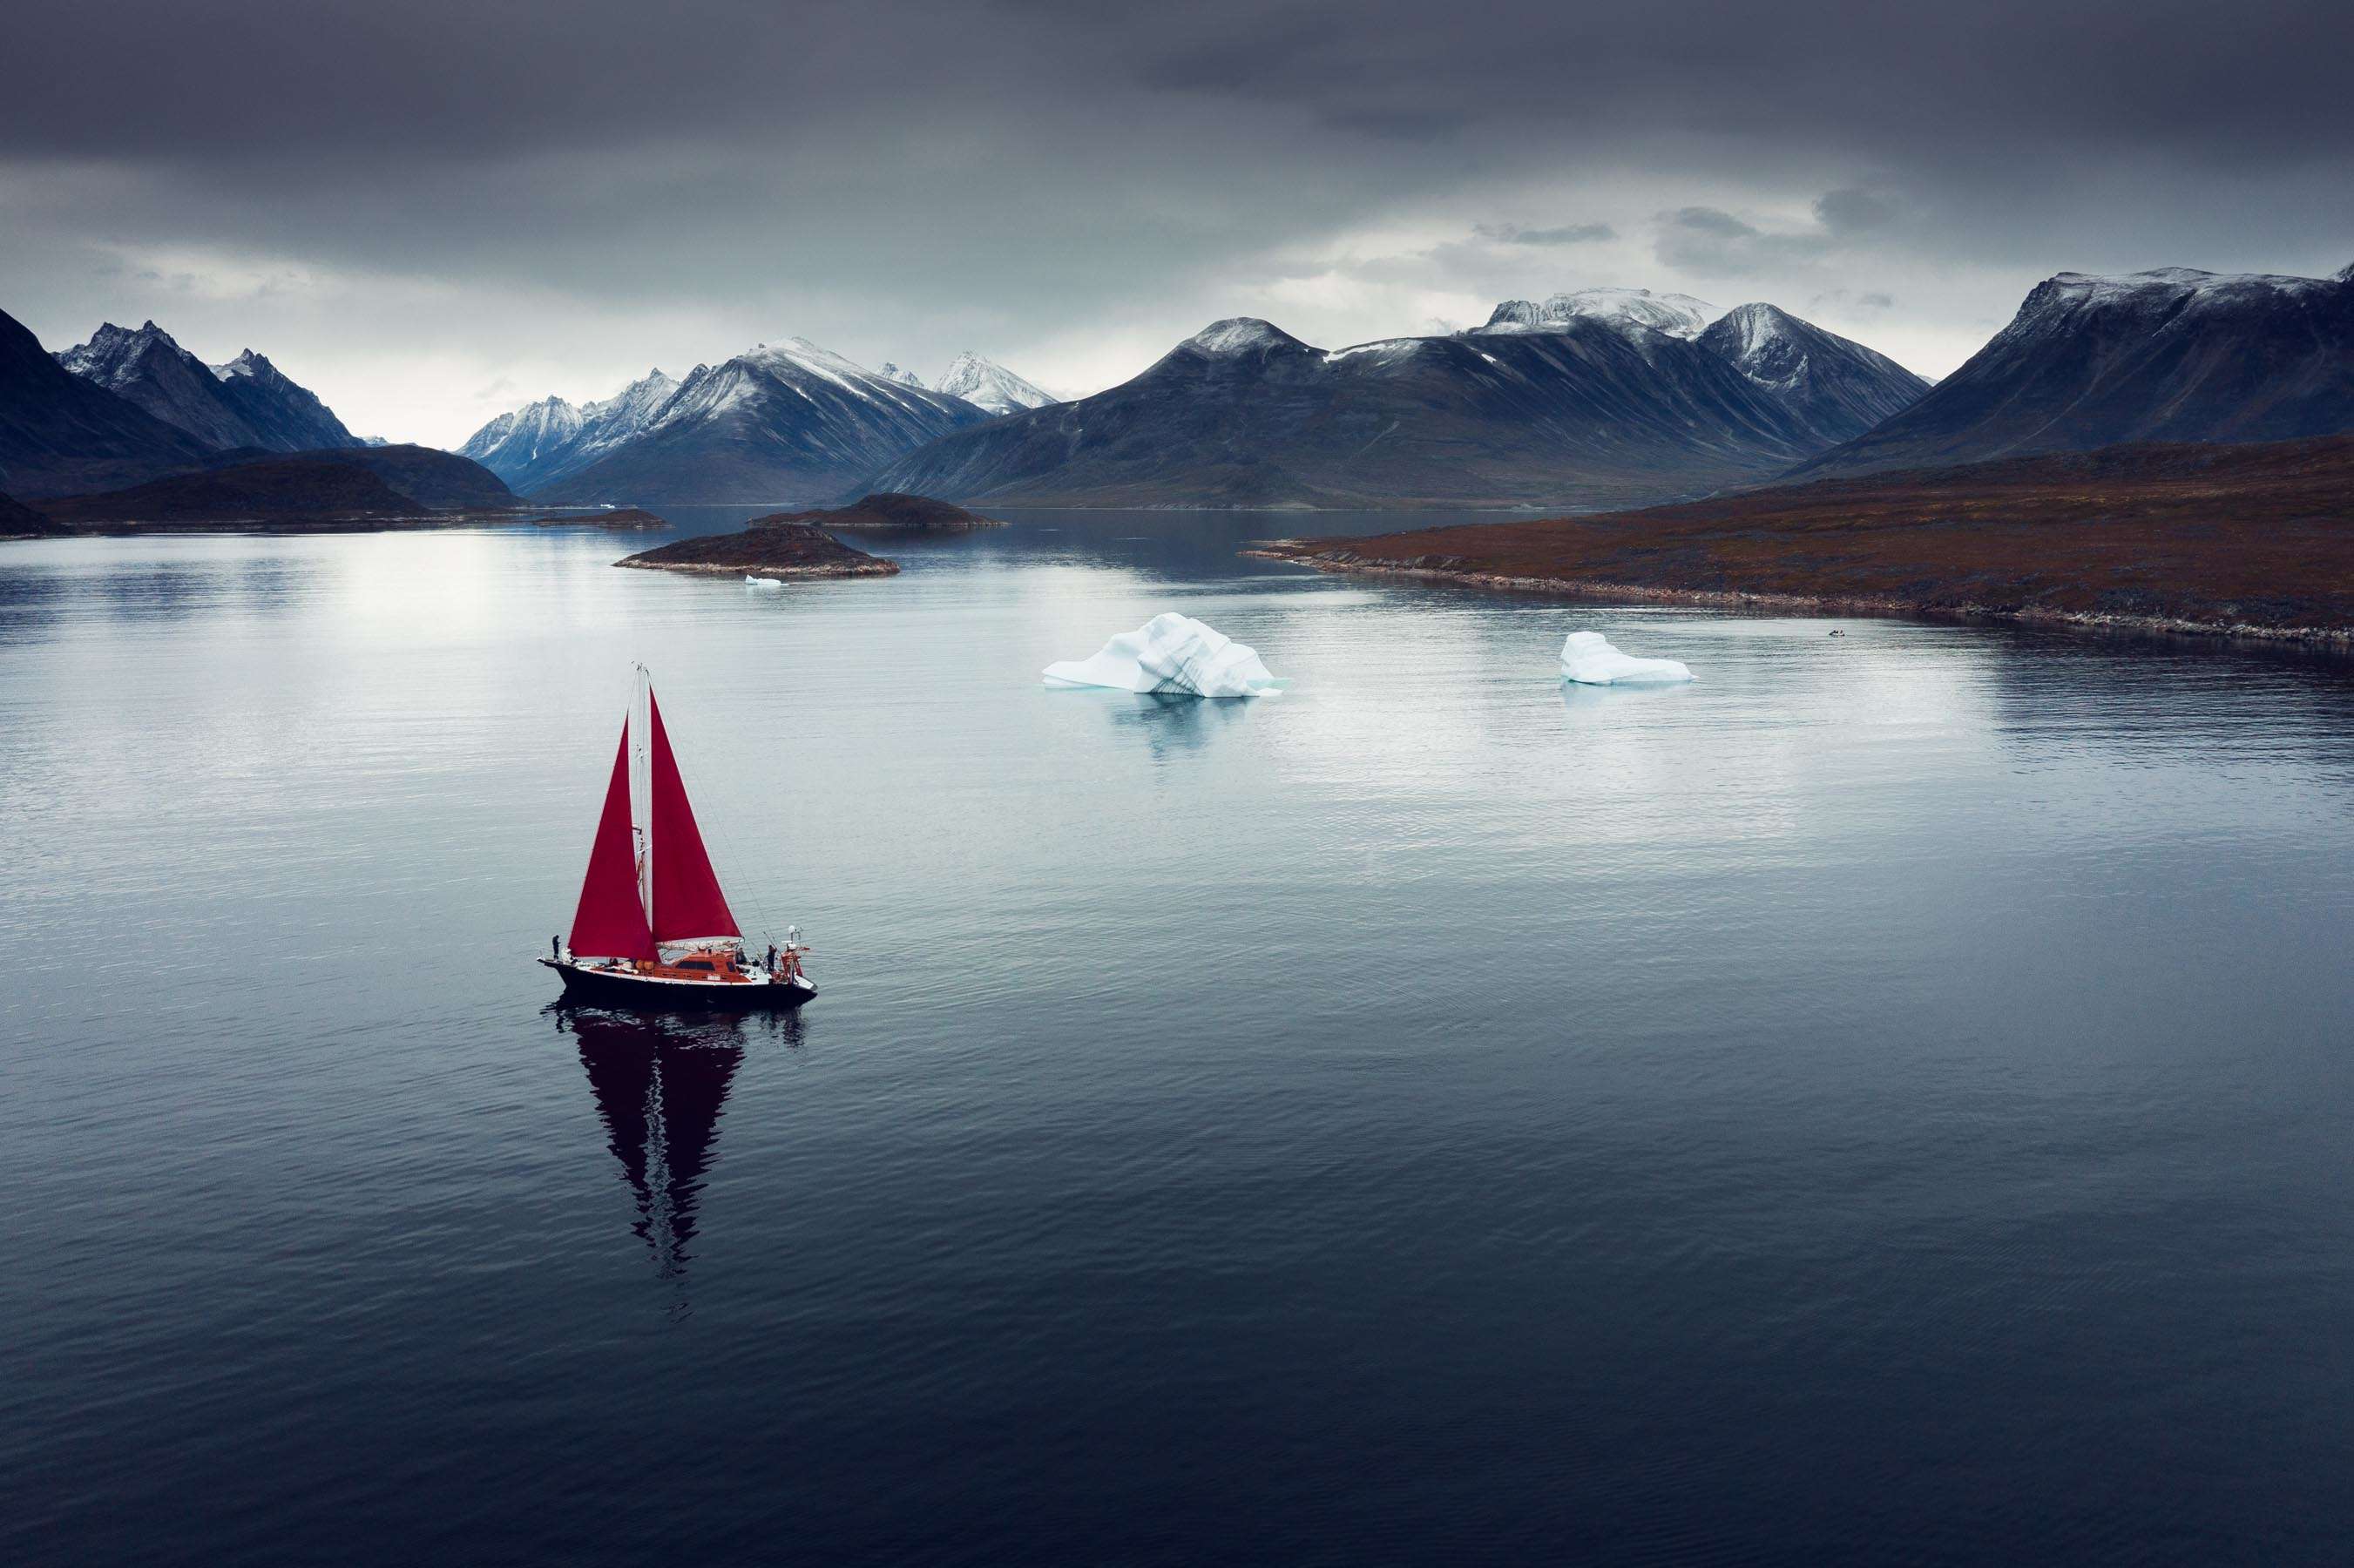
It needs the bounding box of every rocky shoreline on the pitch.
[1243,547,2354,647]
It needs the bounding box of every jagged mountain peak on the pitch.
[52,320,359,453]
[60,320,183,373]
[933,352,1055,415]
[877,362,924,388]
[57,319,264,450]
[1696,303,1927,443]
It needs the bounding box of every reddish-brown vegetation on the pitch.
[1248,436,2354,641]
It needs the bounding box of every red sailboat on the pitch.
[542,668,815,1009]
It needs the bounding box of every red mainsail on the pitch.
[647,689,740,943]
[569,720,657,960]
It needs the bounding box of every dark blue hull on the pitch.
[540,957,815,1011]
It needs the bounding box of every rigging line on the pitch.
[645,663,781,952]
[695,724,781,951]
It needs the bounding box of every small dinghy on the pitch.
[541,667,815,1010]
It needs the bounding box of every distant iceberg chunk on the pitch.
[1559,630,1694,686]
[1045,612,1283,698]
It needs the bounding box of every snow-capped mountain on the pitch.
[55,321,360,455]
[932,352,1057,416]
[460,396,585,487]
[1,306,211,497]
[209,349,362,451]
[1796,264,2354,478]
[877,362,924,388]
[1476,287,1722,341]
[867,313,1833,509]
[457,369,680,493]
[1695,304,1928,448]
[57,321,267,449]
[531,338,990,504]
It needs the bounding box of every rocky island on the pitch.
[1248,436,2354,645]
[615,515,900,579]
[754,491,1005,531]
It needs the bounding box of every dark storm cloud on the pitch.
[3,0,2347,437]
[1478,223,1619,247]
[8,0,2348,171]
[1655,206,1840,274]
[1815,190,1898,235]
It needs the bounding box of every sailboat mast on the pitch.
[632,664,653,936]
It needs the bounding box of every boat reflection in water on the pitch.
[551,1004,802,1278]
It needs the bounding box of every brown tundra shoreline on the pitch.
[1242,436,2354,649]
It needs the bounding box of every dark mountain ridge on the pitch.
[0,306,213,497]
[863,310,1906,510]
[1794,264,2354,478]
[210,349,362,450]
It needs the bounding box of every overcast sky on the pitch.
[4,0,2349,445]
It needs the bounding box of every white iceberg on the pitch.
[1045,612,1283,699]
[745,575,784,589]
[1559,630,1694,686]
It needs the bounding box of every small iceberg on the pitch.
[745,575,785,589]
[1559,630,1694,686]
[1045,612,1283,699]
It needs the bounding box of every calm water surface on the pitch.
[3,511,2351,1565]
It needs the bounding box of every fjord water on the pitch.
[3,513,2351,1565]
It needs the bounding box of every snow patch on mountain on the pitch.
[1323,339,1422,363]
[1476,287,1723,341]
[1703,303,1810,391]
[2035,266,2343,311]
[1184,319,1313,355]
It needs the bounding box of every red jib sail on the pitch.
[647,688,740,943]
[569,720,657,961]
